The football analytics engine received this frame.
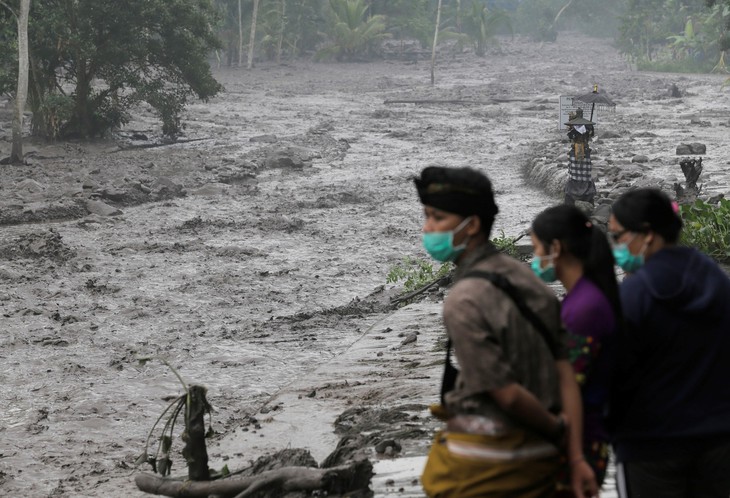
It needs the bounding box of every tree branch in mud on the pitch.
[390,274,452,306]
[135,459,373,497]
[113,138,212,152]
[383,98,531,105]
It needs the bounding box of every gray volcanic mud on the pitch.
[1,33,729,497]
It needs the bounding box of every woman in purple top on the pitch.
[531,205,621,497]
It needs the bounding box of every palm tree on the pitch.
[316,0,390,61]
[462,0,512,57]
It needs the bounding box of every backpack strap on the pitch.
[440,270,559,405]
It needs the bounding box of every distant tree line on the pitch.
[0,0,222,146]
[0,0,726,156]
[616,0,730,73]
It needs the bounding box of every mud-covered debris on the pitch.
[250,134,278,143]
[374,439,402,455]
[0,229,76,263]
[86,199,123,216]
[245,448,319,476]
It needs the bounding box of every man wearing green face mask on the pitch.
[415,166,595,498]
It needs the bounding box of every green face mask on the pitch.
[612,243,645,273]
[422,217,472,263]
[531,254,557,283]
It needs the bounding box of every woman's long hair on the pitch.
[532,205,621,317]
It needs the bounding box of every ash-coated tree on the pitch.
[0,0,223,140]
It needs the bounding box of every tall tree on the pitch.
[431,0,442,85]
[238,0,244,66]
[10,0,29,163]
[24,0,222,139]
[247,0,260,69]
[276,0,286,63]
[1,0,30,163]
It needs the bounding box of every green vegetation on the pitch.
[491,229,522,259]
[387,256,453,293]
[617,0,730,75]
[0,0,222,139]
[680,199,730,262]
[4,0,725,143]
[386,231,523,293]
[461,1,513,56]
[315,0,390,61]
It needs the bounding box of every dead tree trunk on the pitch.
[181,385,210,481]
[135,459,373,497]
[247,0,260,69]
[675,157,703,204]
[680,157,702,189]
[430,0,442,85]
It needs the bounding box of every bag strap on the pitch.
[440,270,559,404]
[462,270,559,357]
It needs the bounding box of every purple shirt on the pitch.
[561,277,616,443]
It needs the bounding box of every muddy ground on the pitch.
[1,33,729,497]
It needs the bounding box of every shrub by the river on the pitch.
[680,199,730,263]
[386,232,521,293]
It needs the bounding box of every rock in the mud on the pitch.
[16,178,46,193]
[631,155,649,163]
[574,201,594,215]
[263,145,319,169]
[616,163,645,180]
[600,130,622,139]
[0,266,21,280]
[100,187,127,203]
[250,134,278,143]
[151,177,186,199]
[676,143,706,155]
[591,204,612,225]
[374,439,402,455]
[399,332,418,346]
[77,214,105,227]
[86,200,123,217]
[191,183,231,197]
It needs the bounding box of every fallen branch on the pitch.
[384,99,492,105]
[390,274,453,306]
[113,137,212,152]
[383,98,531,106]
[135,459,373,497]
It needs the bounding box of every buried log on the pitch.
[135,458,373,497]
